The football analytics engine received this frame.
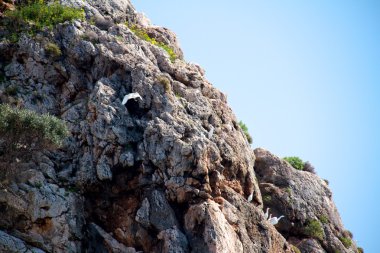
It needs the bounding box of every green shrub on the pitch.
[4,0,84,36]
[0,104,68,160]
[283,156,304,170]
[263,195,272,203]
[304,219,324,240]
[157,75,171,92]
[45,42,61,57]
[238,120,252,144]
[319,215,329,224]
[126,23,177,62]
[339,236,352,248]
[358,247,364,253]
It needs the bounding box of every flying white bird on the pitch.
[268,215,284,225]
[122,92,143,105]
[264,208,270,220]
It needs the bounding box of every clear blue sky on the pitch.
[132,1,380,252]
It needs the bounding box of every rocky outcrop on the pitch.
[254,148,358,253]
[0,0,358,252]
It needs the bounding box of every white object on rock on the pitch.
[122,92,143,105]
[268,215,284,225]
[247,193,253,202]
[264,208,270,220]
[208,126,214,139]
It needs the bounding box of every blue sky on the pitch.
[132,1,380,251]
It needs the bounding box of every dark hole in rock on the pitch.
[125,99,149,118]
[0,202,7,212]
[16,56,25,64]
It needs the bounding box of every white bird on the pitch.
[247,192,253,202]
[208,126,214,139]
[264,208,270,220]
[122,92,143,105]
[268,215,284,225]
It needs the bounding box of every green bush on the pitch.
[238,120,252,144]
[263,195,272,203]
[319,215,329,224]
[157,75,171,93]
[0,104,68,159]
[45,42,62,57]
[339,236,352,248]
[126,23,177,62]
[283,156,304,170]
[358,247,364,253]
[4,0,84,37]
[304,219,324,240]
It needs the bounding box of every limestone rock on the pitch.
[88,223,138,253]
[254,148,358,253]
[0,0,357,252]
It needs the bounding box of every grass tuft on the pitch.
[304,219,324,241]
[45,42,62,57]
[238,120,252,144]
[3,0,84,40]
[126,23,177,62]
[339,236,352,248]
[283,156,304,170]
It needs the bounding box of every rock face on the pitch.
[254,149,358,253]
[0,0,358,252]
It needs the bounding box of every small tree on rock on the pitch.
[0,104,68,163]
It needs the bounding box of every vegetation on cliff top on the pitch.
[3,0,84,41]
[126,22,177,62]
[283,156,304,170]
[238,120,253,144]
[339,236,352,248]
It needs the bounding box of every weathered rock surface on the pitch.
[0,0,358,252]
[255,148,358,253]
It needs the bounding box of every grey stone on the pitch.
[0,230,46,253]
[88,223,137,253]
[157,227,189,253]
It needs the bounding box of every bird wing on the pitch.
[122,94,131,105]
[122,92,143,105]
[136,93,143,100]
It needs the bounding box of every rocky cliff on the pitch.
[0,0,360,252]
